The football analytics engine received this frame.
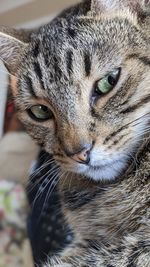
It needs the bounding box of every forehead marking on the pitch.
[33,61,45,90]
[66,49,73,77]
[24,75,37,98]
[84,51,92,77]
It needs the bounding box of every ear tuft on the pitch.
[0,28,27,74]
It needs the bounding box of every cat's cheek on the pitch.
[15,112,56,149]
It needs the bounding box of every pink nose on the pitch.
[71,145,92,164]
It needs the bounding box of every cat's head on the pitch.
[0,0,150,181]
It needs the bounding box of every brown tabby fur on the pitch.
[0,0,150,266]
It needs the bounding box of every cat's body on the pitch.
[52,142,149,267]
[0,0,150,266]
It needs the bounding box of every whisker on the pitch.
[40,170,61,216]
[37,168,63,223]
[29,157,55,181]
[31,165,60,209]
[28,163,58,194]
[28,161,56,186]
[125,112,150,128]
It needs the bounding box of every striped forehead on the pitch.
[22,38,92,100]
[20,17,140,106]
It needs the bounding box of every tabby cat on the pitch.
[0,0,150,266]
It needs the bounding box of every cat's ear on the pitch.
[90,0,150,15]
[0,27,28,74]
[142,0,150,12]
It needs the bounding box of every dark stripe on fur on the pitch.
[53,56,62,81]
[127,54,150,66]
[107,134,126,149]
[126,263,137,267]
[89,122,96,132]
[63,190,102,210]
[139,56,150,66]
[33,42,40,58]
[120,95,150,114]
[103,114,149,144]
[84,51,91,76]
[33,62,45,89]
[66,50,73,77]
[91,107,102,119]
[103,125,127,144]
[68,27,77,39]
[24,76,37,98]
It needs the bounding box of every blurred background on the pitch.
[0,0,79,27]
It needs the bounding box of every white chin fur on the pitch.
[84,161,127,181]
[61,153,129,182]
[68,159,128,182]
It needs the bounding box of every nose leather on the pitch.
[71,145,92,164]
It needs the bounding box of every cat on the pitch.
[0,0,150,266]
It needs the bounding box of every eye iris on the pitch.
[96,68,120,95]
[28,105,53,121]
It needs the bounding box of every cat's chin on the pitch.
[60,159,128,182]
[84,161,127,182]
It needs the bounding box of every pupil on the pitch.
[108,75,116,86]
[42,106,48,112]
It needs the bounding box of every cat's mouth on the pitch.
[59,156,128,182]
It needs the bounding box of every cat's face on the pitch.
[0,0,149,182]
[14,15,149,181]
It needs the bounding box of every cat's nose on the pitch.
[70,144,92,165]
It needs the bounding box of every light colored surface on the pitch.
[0,62,8,138]
[0,0,80,27]
[0,180,34,267]
[0,0,32,14]
[0,132,39,184]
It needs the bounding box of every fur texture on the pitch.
[0,0,150,266]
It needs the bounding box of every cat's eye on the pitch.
[95,68,120,95]
[28,105,53,121]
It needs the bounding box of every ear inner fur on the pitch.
[0,29,28,74]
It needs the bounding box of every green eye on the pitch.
[28,105,53,121]
[96,68,120,95]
